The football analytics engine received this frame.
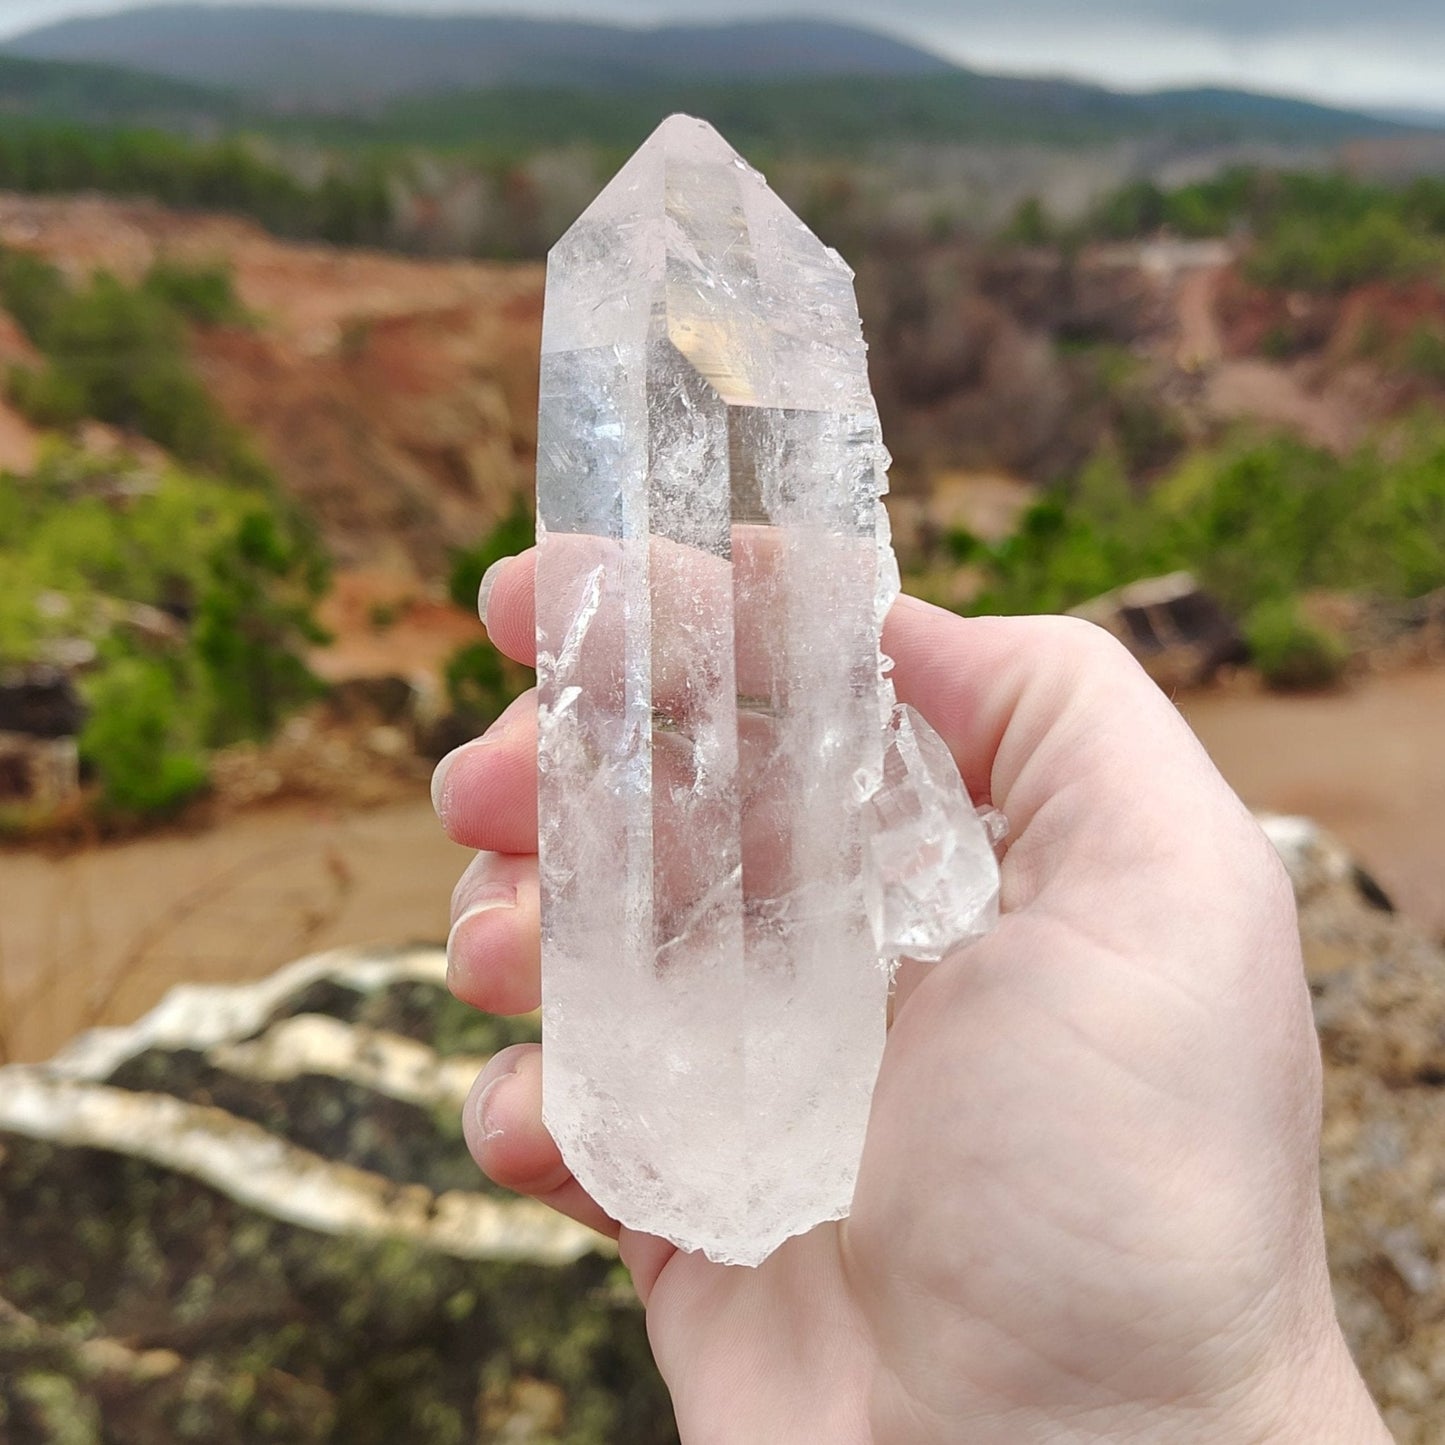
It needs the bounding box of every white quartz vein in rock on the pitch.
[536,114,999,1267]
[0,1072,601,1265]
[45,944,450,1083]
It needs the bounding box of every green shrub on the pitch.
[1155,437,1350,610]
[964,424,1445,621]
[0,248,67,341]
[1401,177,1445,234]
[444,642,526,724]
[1004,196,1052,246]
[1244,599,1350,690]
[0,256,266,474]
[2,451,330,817]
[7,363,86,428]
[40,271,229,461]
[1260,323,1306,360]
[1348,423,1445,598]
[1405,325,1445,382]
[1089,180,1167,240]
[1113,391,1186,476]
[79,655,209,815]
[1081,167,1445,294]
[974,499,1121,615]
[141,259,249,327]
[440,501,534,723]
[972,451,1174,615]
[1249,210,1441,292]
[0,239,331,827]
[944,527,984,563]
[193,508,328,745]
[447,496,535,614]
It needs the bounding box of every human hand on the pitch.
[433,554,1388,1444]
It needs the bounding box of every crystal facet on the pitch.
[536,115,999,1266]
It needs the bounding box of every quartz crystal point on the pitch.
[535,114,999,1267]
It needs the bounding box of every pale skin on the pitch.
[433,550,1391,1444]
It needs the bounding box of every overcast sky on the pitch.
[1,0,1441,111]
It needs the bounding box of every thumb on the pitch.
[884,598,1274,919]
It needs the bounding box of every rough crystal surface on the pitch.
[536,114,998,1267]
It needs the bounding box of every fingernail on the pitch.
[477,556,515,627]
[447,885,518,971]
[430,732,502,824]
[430,749,458,822]
[473,1054,522,1142]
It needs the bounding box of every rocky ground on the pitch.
[0,819,1442,1441]
[1264,816,1445,1442]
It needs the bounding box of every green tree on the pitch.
[193,509,329,745]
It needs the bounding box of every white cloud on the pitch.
[910,16,1445,109]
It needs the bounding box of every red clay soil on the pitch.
[311,568,488,685]
[0,193,545,576]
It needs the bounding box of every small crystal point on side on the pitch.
[866,705,1001,964]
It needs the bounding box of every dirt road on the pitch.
[1182,666,1445,937]
[0,799,472,1064]
[2,666,1440,1065]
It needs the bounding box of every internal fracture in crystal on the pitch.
[535,114,999,1267]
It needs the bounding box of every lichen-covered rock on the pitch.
[1260,815,1445,1444]
[0,946,676,1444]
[0,1294,333,1445]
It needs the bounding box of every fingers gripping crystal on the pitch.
[535,115,999,1267]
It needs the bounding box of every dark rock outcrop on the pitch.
[0,946,676,1444]
[1071,571,1247,689]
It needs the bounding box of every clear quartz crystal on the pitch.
[535,115,998,1267]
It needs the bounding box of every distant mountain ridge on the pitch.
[0,50,239,126]
[371,71,1413,154]
[4,6,955,102]
[1367,105,1445,131]
[0,5,1418,156]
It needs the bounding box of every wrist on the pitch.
[1226,1326,1389,1445]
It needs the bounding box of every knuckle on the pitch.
[1022,613,1147,686]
